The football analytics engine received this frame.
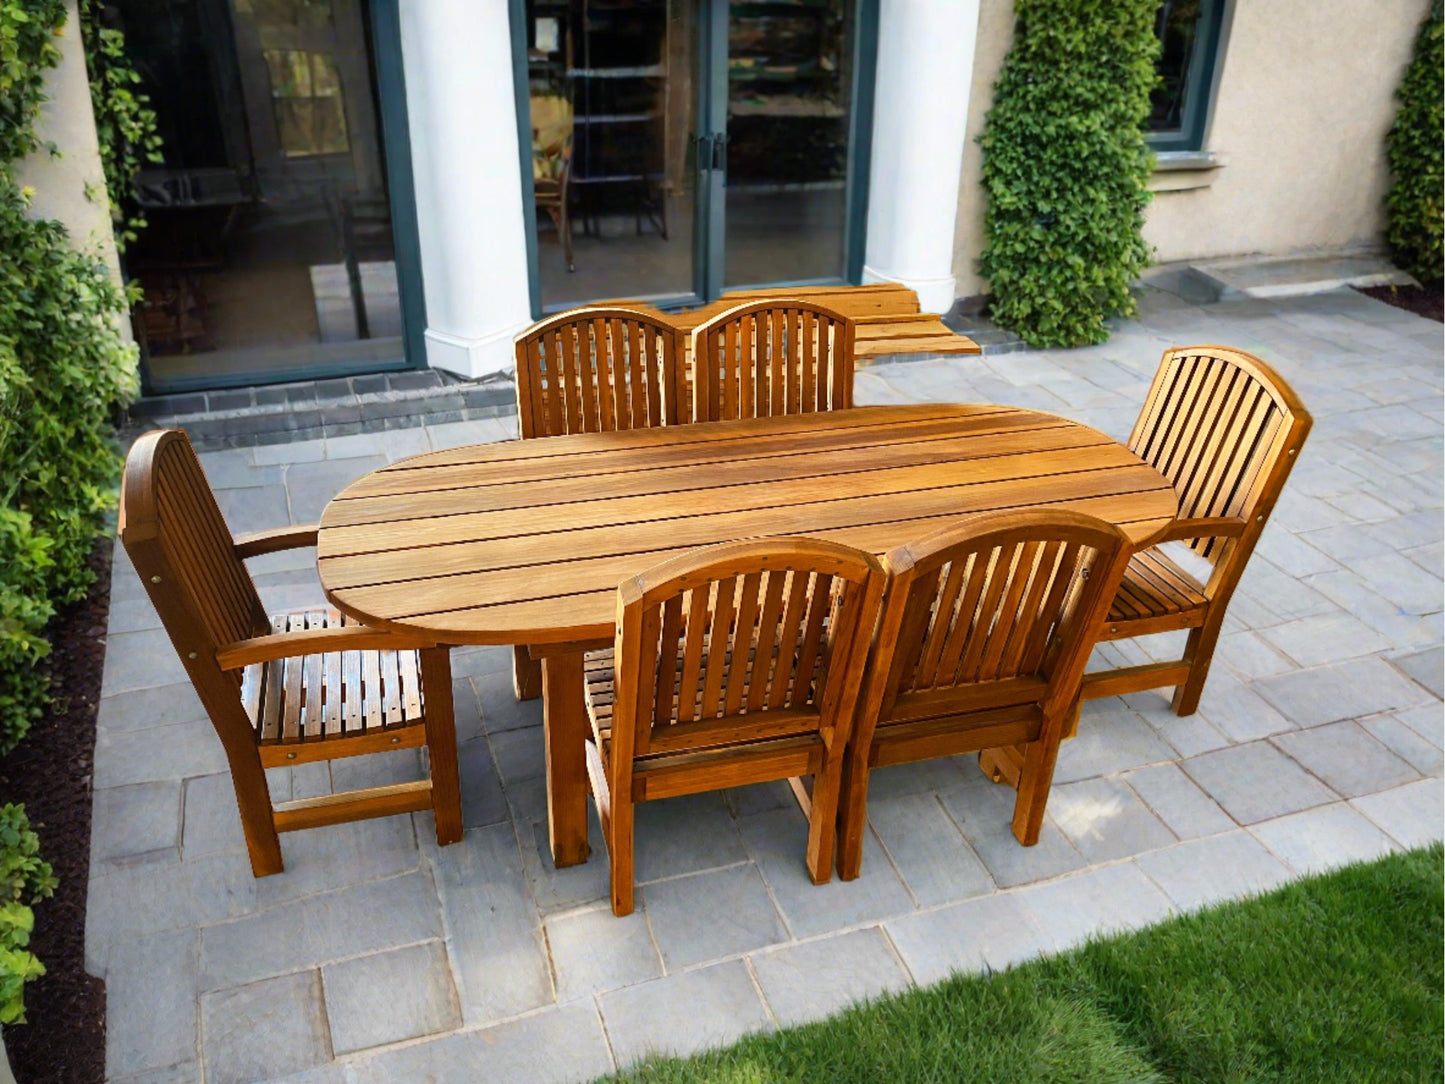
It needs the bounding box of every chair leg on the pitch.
[610,793,635,917]
[512,645,543,701]
[1011,718,1066,847]
[561,201,575,272]
[420,647,464,846]
[1171,620,1222,717]
[229,748,284,877]
[835,743,871,881]
[806,757,844,885]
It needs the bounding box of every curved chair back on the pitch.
[864,509,1130,728]
[514,307,688,438]
[119,429,268,697]
[610,537,884,771]
[690,298,855,422]
[1130,346,1312,564]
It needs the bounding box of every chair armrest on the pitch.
[233,525,320,560]
[1151,517,1249,546]
[216,625,436,670]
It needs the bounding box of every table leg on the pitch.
[543,651,591,868]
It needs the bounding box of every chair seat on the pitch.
[242,610,426,745]
[1105,547,1208,632]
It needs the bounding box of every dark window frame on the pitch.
[1146,0,1227,153]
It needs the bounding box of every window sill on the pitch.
[1147,150,1224,193]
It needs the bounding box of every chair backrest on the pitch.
[689,298,856,423]
[530,94,573,179]
[608,538,884,773]
[514,307,688,438]
[1130,346,1312,564]
[118,430,268,733]
[863,510,1130,727]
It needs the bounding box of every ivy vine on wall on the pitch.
[78,0,162,251]
[977,0,1160,348]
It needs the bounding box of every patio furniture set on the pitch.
[117,287,1311,922]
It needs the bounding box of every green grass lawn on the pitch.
[612,845,1443,1084]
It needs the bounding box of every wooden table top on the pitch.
[317,404,1178,645]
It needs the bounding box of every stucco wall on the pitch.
[15,0,122,287]
[951,0,1427,299]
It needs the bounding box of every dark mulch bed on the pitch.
[2,542,110,1084]
[1357,280,1445,322]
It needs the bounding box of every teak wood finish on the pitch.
[315,403,1179,868]
[511,306,691,699]
[118,430,463,877]
[838,510,1131,879]
[615,282,982,361]
[979,346,1312,787]
[688,298,856,422]
[583,538,884,915]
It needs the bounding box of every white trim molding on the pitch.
[400,0,533,379]
[862,0,981,314]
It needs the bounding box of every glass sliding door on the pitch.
[120,0,410,391]
[721,0,854,288]
[516,0,868,311]
[523,0,702,310]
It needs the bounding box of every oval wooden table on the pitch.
[317,403,1179,868]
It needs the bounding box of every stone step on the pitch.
[1187,252,1417,301]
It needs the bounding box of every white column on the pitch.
[862,0,980,314]
[400,0,533,378]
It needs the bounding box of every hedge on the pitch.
[1385,0,1443,285]
[977,0,1159,348]
[0,0,139,1025]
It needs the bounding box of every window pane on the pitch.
[1149,0,1204,134]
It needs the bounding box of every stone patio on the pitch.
[90,285,1443,1083]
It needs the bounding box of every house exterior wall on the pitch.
[950,0,1427,302]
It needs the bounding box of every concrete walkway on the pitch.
[90,286,1443,1083]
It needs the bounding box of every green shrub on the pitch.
[0,804,55,1025]
[0,0,139,1032]
[1385,0,1443,284]
[977,0,1160,347]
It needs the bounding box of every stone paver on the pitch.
[200,971,331,1084]
[643,864,788,969]
[1250,803,1399,875]
[1135,832,1293,911]
[322,941,460,1053]
[750,928,910,1026]
[91,289,1444,1081]
[1180,742,1337,824]
[599,960,773,1068]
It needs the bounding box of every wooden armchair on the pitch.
[581,538,884,915]
[118,430,462,877]
[838,510,1130,880]
[1068,346,1310,719]
[510,306,691,700]
[531,93,575,272]
[689,298,856,422]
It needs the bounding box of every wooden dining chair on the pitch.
[511,307,691,699]
[581,538,885,915]
[1071,345,1311,717]
[837,510,1131,881]
[689,298,856,423]
[118,430,463,878]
